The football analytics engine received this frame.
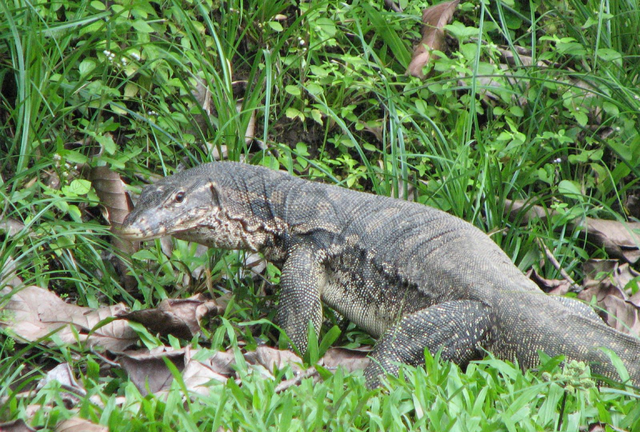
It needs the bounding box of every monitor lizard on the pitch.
[120,162,640,388]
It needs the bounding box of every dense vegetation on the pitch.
[1,0,640,430]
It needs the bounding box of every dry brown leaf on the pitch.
[1,363,105,412]
[1,256,22,289]
[587,424,607,432]
[205,349,237,376]
[205,143,229,160]
[0,217,25,237]
[497,46,535,67]
[181,353,228,395]
[193,75,213,116]
[119,347,186,395]
[0,285,138,352]
[117,294,223,339]
[579,259,640,335]
[320,347,371,373]
[582,218,640,264]
[626,195,640,219]
[236,101,257,146]
[468,65,531,105]
[38,363,84,394]
[118,344,373,395]
[89,166,138,291]
[471,46,605,117]
[0,419,36,432]
[505,199,640,264]
[406,0,460,78]
[504,199,549,224]
[56,418,108,432]
[528,269,573,296]
[599,295,640,335]
[244,346,304,375]
[244,252,267,277]
[35,363,85,409]
[90,166,131,227]
[120,347,228,396]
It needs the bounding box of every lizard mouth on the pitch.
[118,226,164,240]
[119,205,213,240]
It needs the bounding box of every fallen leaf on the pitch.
[119,344,370,396]
[120,347,229,396]
[181,349,228,395]
[626,195,640,219]
[236,101,257,146]
[245,345,305,375]
[1,256,22,289]
[582,259,639,295]
[467,65,530,105]
[205,143,229,160]
[89,166,138,291]
[275,368,321,393]
[0,419,36,432]
[32,363,85,409]
[119,347,186,395]
[117,294,224,339]
[581,218,640,264]
[505,199,640,264]
[0,286,138,352]
[205,349,237,376]
[598,295,640,335]
[320,347,371,373]
[56,418,108,432]
[37,363,84,394]
[193,75,213,116]
[0,217,25,237]
[579,259,640,335]
[528,269,573,296]
[497,46,535,67]
[587,423,606,432]
[406,0,460,78]
[90,166,131,228]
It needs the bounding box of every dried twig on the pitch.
[274,367,320,393]
[535,237,580,292]
[384,0,402,12]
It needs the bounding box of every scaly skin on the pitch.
[121,162,640,388]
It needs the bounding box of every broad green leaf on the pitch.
[558,180,583,198]
[285,85,301,96]
[285,107,305,121]
[66,179,92,195]
[132,20,154,33]
[79,59,96,76]
[268,21,283,32]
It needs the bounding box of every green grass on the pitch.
[1,0,640,429]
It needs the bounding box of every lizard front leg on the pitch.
[365,300,492,388]
[276,244,325,355]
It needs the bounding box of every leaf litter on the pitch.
[506,199,640,264]
[508,200,640,334]
[0,283,370,425]
[406,0,460,78]
[1,285,137,352]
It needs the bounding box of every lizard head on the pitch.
[120,169,223,242]
[119,162,283,251]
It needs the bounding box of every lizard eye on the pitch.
[174,191,185,203]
